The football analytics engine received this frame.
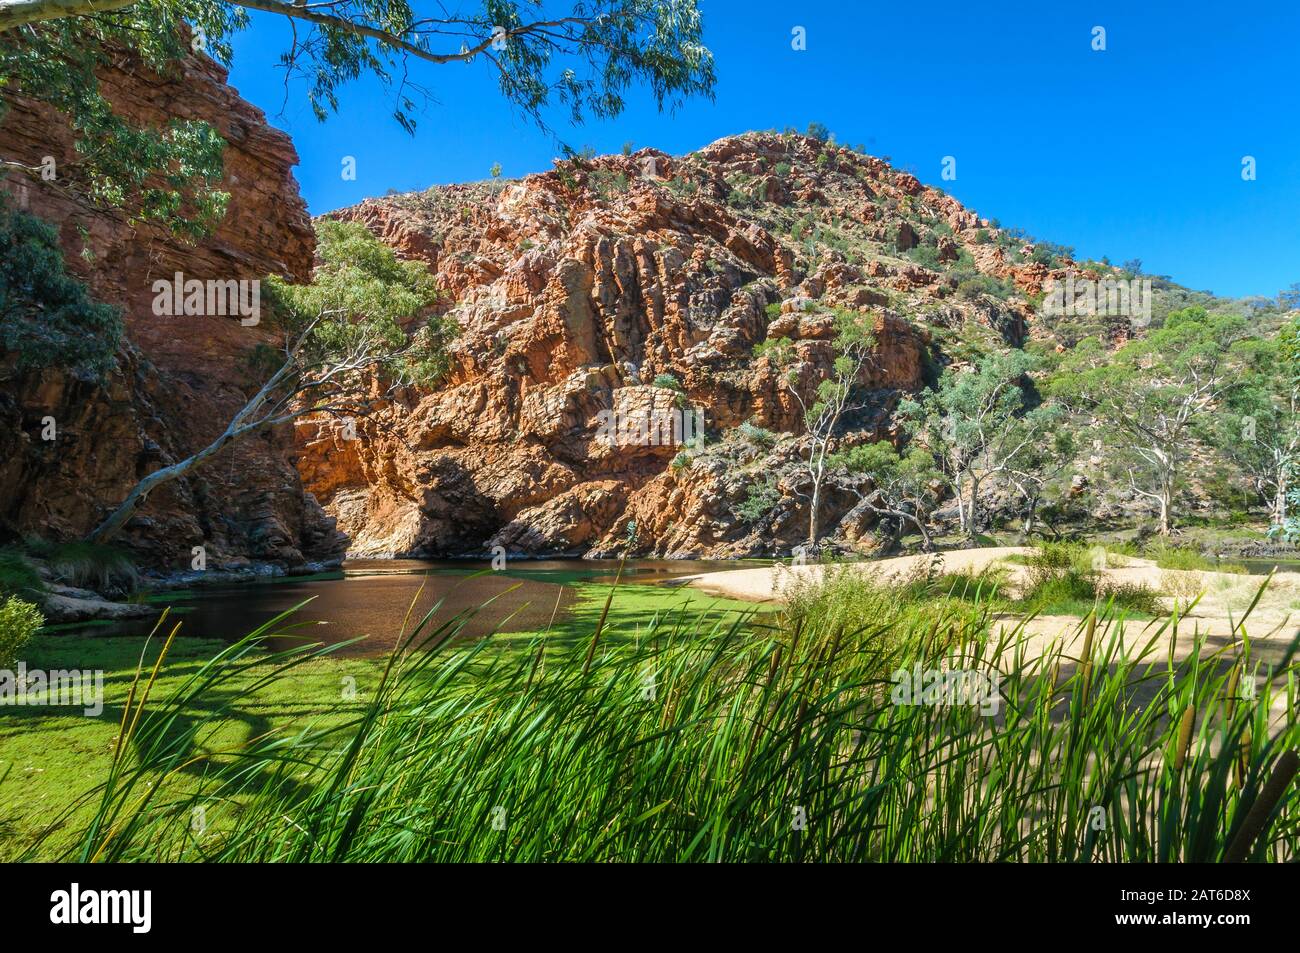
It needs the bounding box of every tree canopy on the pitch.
[899,350,1058,541]
[832,440,942,550]
[263,217,456,389]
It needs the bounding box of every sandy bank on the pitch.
[685,547,1300,666]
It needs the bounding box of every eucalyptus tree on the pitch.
[831,440,942,551]
[88,219,456,542]
[1051,306,1248,536]
[1214,319,1300,529]
[898,349,1057,542]
[756,308,877,549]
[1002,423,1077,542]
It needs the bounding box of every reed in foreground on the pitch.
[35,573,1300,862]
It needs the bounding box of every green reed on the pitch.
[35,573,1300,863]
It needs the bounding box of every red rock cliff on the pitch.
[294,132,1050,558]
[0,50,344,571]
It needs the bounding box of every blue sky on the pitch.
[226,1,1300,299]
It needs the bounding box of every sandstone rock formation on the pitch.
[0,51,345,572]
[294,132,1059,558]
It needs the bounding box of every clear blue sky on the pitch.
[226,0,1300,299]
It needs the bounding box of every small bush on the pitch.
[905,243,944,269]
[736,421,777,447]
[1161,571,1206,601]
[1030,240,1074,267]
[735,477,781,523]
[651,373,685,392]
[1022,566,1097,612]
[955,274,1013,301]
[666,177,698,197]
[1,197,123,377]
[1097,580,1163,616]
[1025,542,1078,572]
[0,596,43,669]
[1019,545,1160,617]
[806,121,830,142]
[588,169,629,199]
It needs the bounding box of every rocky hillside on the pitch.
[0,50,345,573]
[3,36,1280,573]
[296,132,1095,559]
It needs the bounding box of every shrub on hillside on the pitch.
[806,121,830,142]
[735,476,781,523]
[905,243,944,270]
[736,421,777,447]
[0,197,123,377]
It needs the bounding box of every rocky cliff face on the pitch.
[295,132,1066,558]
[0,51,345,572]
[1,46,1086,566]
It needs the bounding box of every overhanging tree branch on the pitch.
[0,0,134,32]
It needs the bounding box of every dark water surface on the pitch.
[54,553,1297,657]
[1235,558,1300,576]
[56,558,755,656]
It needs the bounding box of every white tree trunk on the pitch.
[808,477,822,550]
[1273,470,1289,529]
[87,419,270,544]
[913,515,933,552]
[954,473,968,539]
[966,475,981,541]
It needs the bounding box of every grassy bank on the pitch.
[0,580,754,860]
[4,567,1297,862]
